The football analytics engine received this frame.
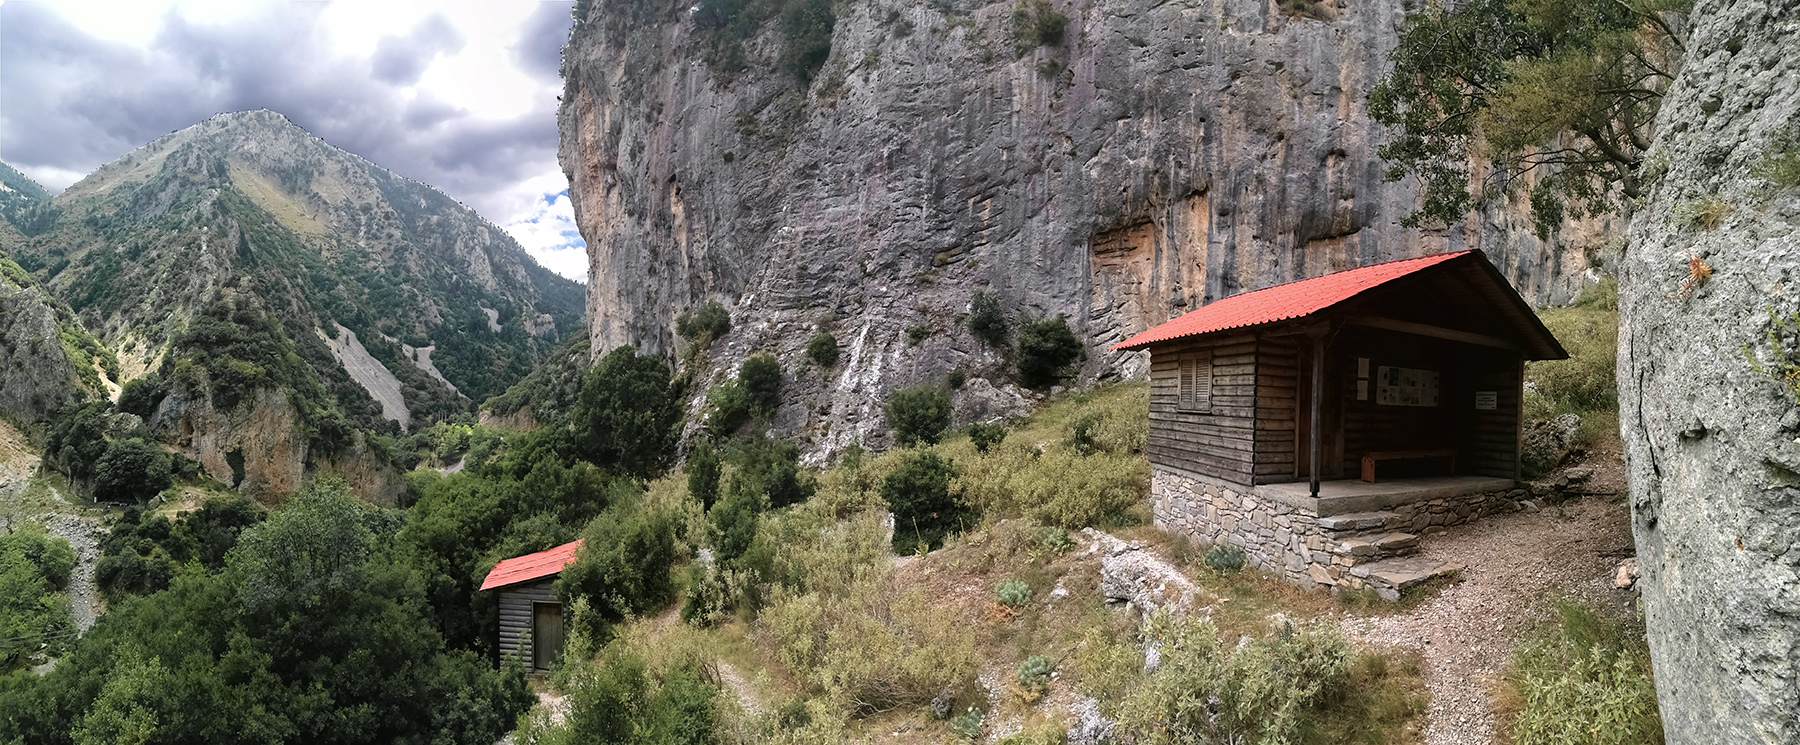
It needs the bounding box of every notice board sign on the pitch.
[1475,391,1498,410]
[1376,366,1439,407]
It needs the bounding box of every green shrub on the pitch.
[676,300,731,342]
[949,706,984,741]
[575,345,682,478]
[995,578,1032,608]
[1672,195,1733,231]
[729,435,816,510]
[0,531,76,664]
[779,0,835,80]
[116,374,167,419]
[1203,544,1246,573]
[521,635,721,745]
[1017,315,1082,388]
[1500,600,1663,745]
[968,290,1008,347]
[1115,614,1355,744]
[92,438,172,503]
[710,484,762,565]
[740,352,784,415]
[807,331,840,368]
[687,441,723,510]
[1065,412,1098,454]
[1035,526,1074,554]
[1525,279,1619,453]
[704,382,752,436]
[955,442,1146,529]
[1009,0,1067,56]
[947,368,967,389]
[968,422,1007,453]
[882,450,959,554]
[557,505,679,622]
[885,383,953,446]
[906,324,931,345]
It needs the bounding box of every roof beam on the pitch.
[1344,314,1519,351]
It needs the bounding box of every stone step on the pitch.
[1348,555,1464,601]
[1317,511,1401,533]
[1333,532,1420,562]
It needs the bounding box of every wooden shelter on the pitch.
[480,539,583,671]
[1113,250,1566,596]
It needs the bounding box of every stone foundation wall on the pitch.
[1150,468,1527,591]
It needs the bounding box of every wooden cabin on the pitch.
[1112,250,1566,597]
[479,539,583,671]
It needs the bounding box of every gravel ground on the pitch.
[39,509,107,632]
[1339,492,1637,745]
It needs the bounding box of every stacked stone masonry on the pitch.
[1151,468,1525,596]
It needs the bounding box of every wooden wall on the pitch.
[1255,338,1300,483]
[1464,354,1522,478]
[1147,334,1258,486]
[498,578,557,669]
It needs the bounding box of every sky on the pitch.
[0,0,590,282]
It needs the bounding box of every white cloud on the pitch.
[503,187,588,283]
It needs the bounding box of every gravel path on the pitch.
[1339,495,1636,745]
[39,509,107,632]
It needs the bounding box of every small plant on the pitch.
[1017,314,1083,389]
[949,706,984,741]
[947,368,967,389]
[885,383,953,446]
[704,382,751,436]
[1672,195,1733,231]
[1015,655,1055,702]
[676,300,731,342]
[806,331,840,368]
[1035,526,1074,554]
[1678,255,1713,299]
[968,290,1008,347]
[1745,307,1800,398]
[1498,600,1663,745]
[968,421,1007,453]
[1203,544,1246,573]
[1009,0,1067,56]
[1065,412,1099,454]
[906,323,932,345]
[1754,126,1800,188]
[995,578,1033,608]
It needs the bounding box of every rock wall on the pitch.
[1618,1,1800,741]
[559,0,1606,453]
[0,280,90,423]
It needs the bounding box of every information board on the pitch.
[1375,366,1439,407]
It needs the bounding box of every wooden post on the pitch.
[1310,333,1325,498]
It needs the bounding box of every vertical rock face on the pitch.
[1619,1,1800,741]
[559,0,1603,450]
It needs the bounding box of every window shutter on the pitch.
[1193,354,1213,413]
[1179,358,1195,410]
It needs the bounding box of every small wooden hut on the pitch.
[480,539,583,671]
[1112,250,1566,596]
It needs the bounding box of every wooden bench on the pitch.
[1361,449,1457,483]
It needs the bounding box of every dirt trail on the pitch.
[1339,493,1635,745]
[0,418,108,633]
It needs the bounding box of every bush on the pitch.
[994,578,1032,608]
[687,442,723,510]
[739,352,783,415]
[574,345,682,478]
[1499,600,1663,745]
[676,300,731,342]
[1015,655,1054,701]
[1017,315,1082,389]
[116,374,167,419]
[967,290,1008,348]
[885,383,953,447]
[906,324,931,345]
[711,482,763,565]
[731,436,816,510]
[1114,614,1355,744]
[968,422,1007,453]
[1065,412,1099,454]
[779,0,835,80]
[705,382,752,437]
[0,531,76,664]
[513,629,720,745]
[1203,544,1246,573]
[1009,0,1067,56]
[807,331,840,368]
[558,506,679,622]
[882,450,960,554]
[92,438,172,503]
[949,706,984,741]
[955,442,1146,529]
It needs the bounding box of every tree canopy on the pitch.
[1369,0,1689,236]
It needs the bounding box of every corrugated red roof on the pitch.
[1112,251,1474,351]
[479,539,584,591]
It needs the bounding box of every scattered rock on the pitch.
[1613,558,1640,590]
[1066,695,1118,745]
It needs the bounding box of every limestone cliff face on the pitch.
[1619,1,1800,741]
[559,0,1604,451]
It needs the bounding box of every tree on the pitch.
[967,290,1008,348]
[882,450,959,554]
[686,442,723,510]
[558,506,679,622]
[1369,0,1689,237]
[575,345,682,478]
[92,439,172,504]
[1017,315,1083,389]
[884,383,953,447]
[739,352,783,416]
[676,300,732,343]
[806,331,840,368]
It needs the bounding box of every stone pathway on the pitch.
[1339,495,1635,745]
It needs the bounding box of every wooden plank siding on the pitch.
[1254,337,1301,482]
[498,579,558,668]
[1147,335,1259,486]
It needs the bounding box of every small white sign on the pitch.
[1475,391,1498,410]
[1357,357,1370,378]
[1356,380,1369,401]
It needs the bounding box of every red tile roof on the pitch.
[479,539,584,591]
[1112,251,1474,351]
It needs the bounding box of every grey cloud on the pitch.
[0,2,566,222]
[372,14,466,86]
[513,2,574,79]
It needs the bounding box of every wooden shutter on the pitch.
[1193,352,1213,413]
[1179,358,1196,410]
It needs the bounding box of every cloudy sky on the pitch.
[0,0,589,282]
